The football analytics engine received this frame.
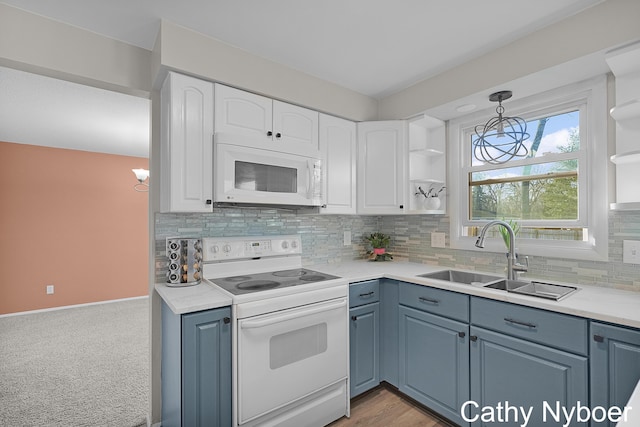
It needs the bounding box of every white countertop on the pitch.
[156,260,640,328]
[311,260,640,329]
[156,282,232,314]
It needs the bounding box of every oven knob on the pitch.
[210,245,219,254]
[223,244,232,253]
[281,241,289,249]
[291,240,298,249]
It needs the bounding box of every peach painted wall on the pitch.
[0,141,149,314]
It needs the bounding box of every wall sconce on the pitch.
[473,90,530,164]
[132,168,149,192]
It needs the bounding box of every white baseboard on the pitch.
[0,295,149,318]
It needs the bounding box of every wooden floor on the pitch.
[329,386,454,427]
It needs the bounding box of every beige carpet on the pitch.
[0,297,149,427]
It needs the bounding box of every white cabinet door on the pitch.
[319,114,356,214]
[273,100,319,156]
[161,72,214,213]
[215,84,319,157]
[214,84,272,142]
[357,121,407,215]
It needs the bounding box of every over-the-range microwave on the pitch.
[214,133,324,208]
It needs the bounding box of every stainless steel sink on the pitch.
[484,278,529,291]
[418,270,502,285]
[484,279,578,301]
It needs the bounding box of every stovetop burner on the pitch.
[272,269,307,277]
[299,275,328,282]
[226,275,252,282]
[209,268,340,296]
[236,280,280,290]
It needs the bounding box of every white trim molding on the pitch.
[448,75,609,261]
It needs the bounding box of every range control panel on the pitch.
[202,235,302,262]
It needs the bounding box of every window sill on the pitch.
[450,236,607,262]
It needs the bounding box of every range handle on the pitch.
[240,299,346,329]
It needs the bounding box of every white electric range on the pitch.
[202,235,349,427]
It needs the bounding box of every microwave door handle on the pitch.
[240,299,346,329]
[306,159,313,198]
[306,159,322,200]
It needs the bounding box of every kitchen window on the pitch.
[449,76,609,261]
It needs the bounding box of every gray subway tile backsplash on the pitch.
[155,209,640,291]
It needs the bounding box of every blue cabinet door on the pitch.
[380,279,399,387]
[399,305,469,426]
[349,302,380,397]
[470,326,588,427]
[590,322,640,427]
[182,307,232,427]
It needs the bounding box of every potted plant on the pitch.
[365,232,393,261]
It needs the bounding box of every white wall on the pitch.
[378,0,640,119]
[153,20,379,121]
[0,3,151,97]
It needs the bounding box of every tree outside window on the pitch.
[468,110,584,241]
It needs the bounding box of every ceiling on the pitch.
[0,0,605,157]
[3,0,603,98]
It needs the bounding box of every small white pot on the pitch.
[424,197,441,210]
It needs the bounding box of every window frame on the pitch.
[448,76,609,261]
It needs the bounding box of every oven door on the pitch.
[215,140,323,207]
[237,297,348,424]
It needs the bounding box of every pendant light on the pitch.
[473,90,530,164]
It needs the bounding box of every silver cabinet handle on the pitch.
[504,317,537,328]
[419,296,439,304]
[359,291,375,298]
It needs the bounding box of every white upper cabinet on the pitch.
[215,84,319,157]
[407,115,446,214]
[272,100,319,155]
[214,84,272,141]
[161,72,214,213]
[319,114,357,214]
[357,121,407,215]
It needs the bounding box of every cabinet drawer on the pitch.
[349,280,380,308]
[471,297,588,355]
[399,282,469,322]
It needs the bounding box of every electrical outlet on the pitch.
[343,230,352,246]
[623,240,640,264]
[431,232,446,248]
[46,285,54,295]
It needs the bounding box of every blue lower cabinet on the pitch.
[590,322,640,427]
[469,326,588,427]
[399,305,470,426]
[162,302,232,427]
[349,302,380,397]
[380,279,399,387]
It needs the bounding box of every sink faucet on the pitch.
[475,220,528,280]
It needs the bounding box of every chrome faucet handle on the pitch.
[513,254,529,272]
